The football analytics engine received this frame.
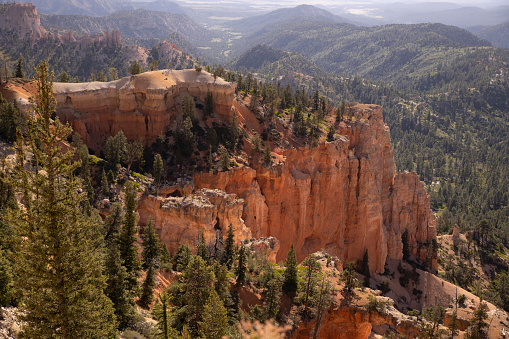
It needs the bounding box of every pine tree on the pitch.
[236,245,247,286]
[361,250,371,287]
[105,240,134,330]
[160,243,172,271]
[263,267,281,320]
[0,93,21,143]
[105,131,127,170]
[301,255,321,316]
[205,90,214,118]
[101,168,110,197]
[14,55,24,78]
[196,233,210,265]
[9,60,116,338]
[465,301,489,339]
[153,153,164,186]
[0,247,13,306]
[118,180,141,292]
[142,218,160,269]
[140,263,156,307]
[222,223,236,269]
[79,144,94,204]
[172,244,192,272]
[198,290,229,339]
[172,255,214,335]
[341,262,359,293]
[283,244,298,294]
[263,144,272,165]
[153,292,179,339]
[182,94,196,122]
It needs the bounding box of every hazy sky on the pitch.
[179,0,507,7]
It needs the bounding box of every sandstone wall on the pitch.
[0,3,48,40]
[53,69,235,150]
[137,188,251,255]
[194,105,437,272]
[52,70,436,272]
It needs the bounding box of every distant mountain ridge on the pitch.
[474,21,509,48]
[41,9,210,45]
[231,21,493,86]
[0,0,189,16]
[226,4,353,34]
[230,44,327,78]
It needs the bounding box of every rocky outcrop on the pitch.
[52,70,436,272]
[194,105,436,272]
[137,187,251,255]
[53,70,235,150]
[242,237,280,263]
[0,3,48,40]
[293,298,421,339]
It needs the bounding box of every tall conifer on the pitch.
[10,60,116,338]
[118,180,141,292]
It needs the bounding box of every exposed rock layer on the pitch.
[194,105,436,271]
[53,70,436,272]
[54,69,235,150]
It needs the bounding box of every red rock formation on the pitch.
[53,70,235,150]
[194,105,436,272]
[137,188,251,255]
[53,70,436,272]
[293,301,421,339]
[0,3,48,40]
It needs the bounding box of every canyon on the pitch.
[51,69,437,273]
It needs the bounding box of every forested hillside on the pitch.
[41,9,211,44]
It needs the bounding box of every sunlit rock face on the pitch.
[53,70,436,272]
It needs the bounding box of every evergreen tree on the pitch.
[142,218,160,269]
[198,290,229,339]
[263,144,272,165]
[79,144,94,204]
[124,140,144,174]
[196,233,210,265]
[177,116,194,157]
[118,180,141,292]
[0,247,13,306]
[205,90,214,118]
[219,146,230,171]
[172,244,192,272]
[283,244,298,294]
[9,60,116,338]
[465,301,489,339]
[182,94,196,122]
[170,255,214,335]
[263,267,281,320]
[101,168,109,197]
[59,71,70,83]
[105,240,134,330]
[129,60,144,75]
[153,153,164,186]
[301,255,321,316]
[341,262,359,293]
[140,263,156,307]
[222,223,236,269]
[236,245,247,286]
[213,263,238,321]
[153,292,179,339]
[14,55,24,78]
[361,250,371,287]
[106,131,127,170]
[0,92,21,143]
[160,243,172,271]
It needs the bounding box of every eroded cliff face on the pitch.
[194,105,436,272]
[53,69,235,150]
[52,70,436,272]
